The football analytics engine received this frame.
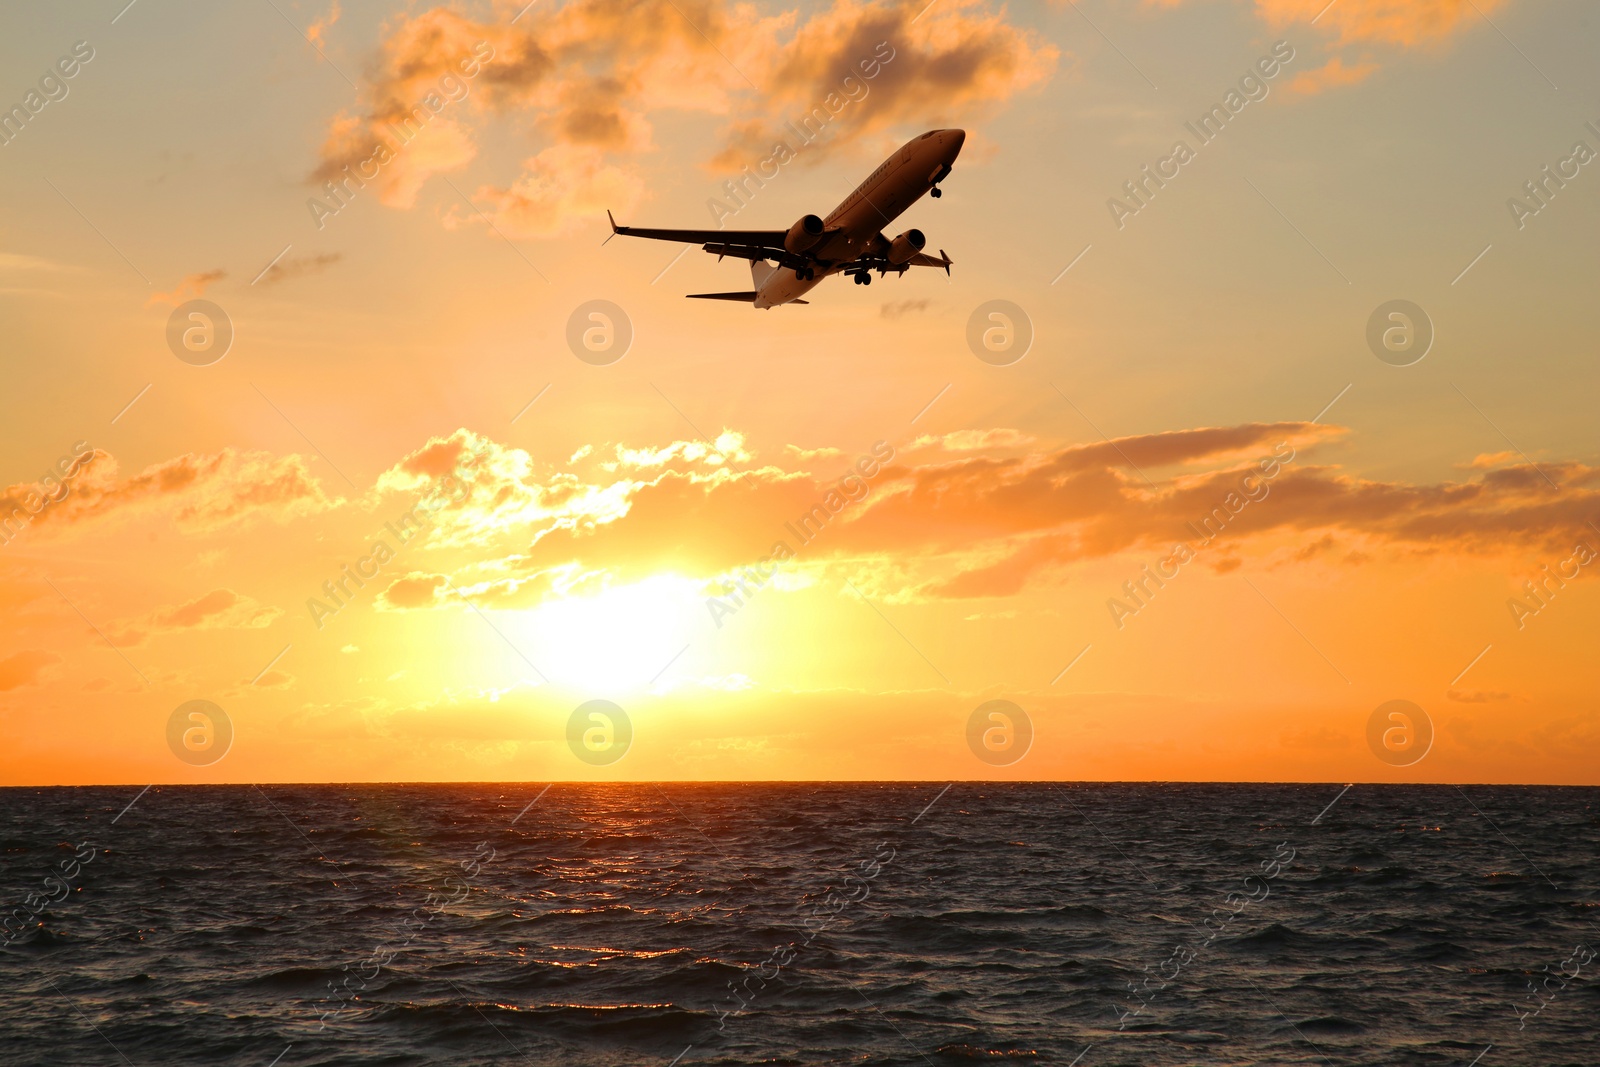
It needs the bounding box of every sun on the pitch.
[511,574,708,694]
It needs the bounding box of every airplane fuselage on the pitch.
[753,129,965,308]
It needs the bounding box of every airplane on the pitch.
[606,128,964,309]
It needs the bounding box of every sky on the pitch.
[2,0,1598,785]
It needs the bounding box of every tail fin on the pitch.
[750,259,779,289]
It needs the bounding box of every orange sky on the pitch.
[2,0,1597,785]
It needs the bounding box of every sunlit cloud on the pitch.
[145,269,224,308]
[314,0,1058,237]
[307,0,341,49]
[487,419,1600,601]
[376,572,450,610]
[108,589,282,647]
[1287,55,1378,94]
[256,251,342,287]
[0,650,60,691]
[3,448,335,539]
[1155,0,1505,95]
[1253,0,1501,49]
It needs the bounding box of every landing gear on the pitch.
[851,272,872,286]
[930,186,942,198]
[797,266,814,280]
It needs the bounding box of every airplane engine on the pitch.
[784,214,826,253]
[886,228,926,264]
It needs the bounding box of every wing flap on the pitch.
[704,242,786,262]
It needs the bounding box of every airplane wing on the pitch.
[849,248,954,275]
[607,211,785,249]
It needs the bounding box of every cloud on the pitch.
[615,431,752,470]
[495,417,1600,601]
[451,566,572,609]
[307,0,340,49]
[1448,688,1513,704]
[1290,533,1337,561]
[881,299,930,318]
[316,0,1057,237]
[1287,56,1378,94]
[1253,0,1502,49]
[257,252,342,286]
[0,650,60,691]
[50,420,1597,630]
[1,448,335,539]
[709,0,1059,174]
[909,428,1035,452]
[146,270,225,308]
[252,669,295,689]
[375,428,621,546]
[1278,724,1351,751]
[109,589,282,647]
[377,572,450,610]
[785,444,844,461]
[150,589,278,629]
[1464,451,1522,470]
[310,7,504,208]
[455,143,646,238]
[520,460,821,578]
[0,252,74,273]
[1154,0,1503,94]
[504,423,1323,585]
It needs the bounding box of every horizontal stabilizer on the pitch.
[685,291,809,306]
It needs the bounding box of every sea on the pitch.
[1,783,1596,1066]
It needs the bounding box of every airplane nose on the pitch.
[945,129,966,153]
